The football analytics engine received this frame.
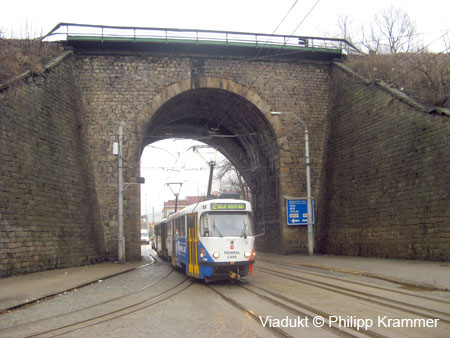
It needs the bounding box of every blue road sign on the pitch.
[286,198,314,226]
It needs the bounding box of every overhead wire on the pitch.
[348,28,450,53]
[1,24,345,180]
[213,0,323,130]
[389,43,450,85]
[4,10,447,217]
[11,3,447,209]
[290,0,321,36]
[190,0,302,132]
[252,0,299,60]
[385,30,450,85]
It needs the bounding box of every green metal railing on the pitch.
[42,23,361,55]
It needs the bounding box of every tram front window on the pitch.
[200,213,254,238]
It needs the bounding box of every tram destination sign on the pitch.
[285,198,314,226]
[211,203,246,211]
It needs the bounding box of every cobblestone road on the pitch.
[1,246,449,338]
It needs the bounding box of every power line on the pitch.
[390,29,450,69]
[252,0,299,60]
[200,0,307,131]
[290,0,321,36]
[390,44,450,84]
[213,0,324,130]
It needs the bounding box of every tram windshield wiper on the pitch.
[212,220,223,237]
[241,221,248,239]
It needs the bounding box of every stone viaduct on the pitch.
[1,25,449,276]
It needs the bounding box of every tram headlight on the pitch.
[212,251,220,259]
[244,251,251,258]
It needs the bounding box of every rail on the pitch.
[42,23,362,55]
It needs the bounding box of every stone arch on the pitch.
[136,77,273,153]
[135,76,282,252]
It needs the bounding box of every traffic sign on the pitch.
[285,198,314,226]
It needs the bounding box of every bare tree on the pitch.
[214,159,251,201]
[360,24,382,54]
[361,6,420,54]
[338,6,448,107]
[336,14,353,43]
[378,6,418,53]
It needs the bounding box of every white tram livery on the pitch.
[154,198,256,281]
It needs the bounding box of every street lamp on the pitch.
[114,125,145,263]
[271,111,314,256]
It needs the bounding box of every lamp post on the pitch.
[114,125,145,263]
[271,111,314,256]
[117,126,125,263]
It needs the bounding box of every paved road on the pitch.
[1,246,449,337]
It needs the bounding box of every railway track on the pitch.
[238,283,385,338]
[2,253,166,329]
[1,269,193,338]
[248,263,450,337]
[208,282,375,338]
[257,258,450,298]
[2,254,448,337]
[208,282,398,338]
[207,284,293,338]
[254,264,450,323]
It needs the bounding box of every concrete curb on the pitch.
[0,260,153,314]
[257,257,449,292]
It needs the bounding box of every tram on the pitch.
[154,198,256,281]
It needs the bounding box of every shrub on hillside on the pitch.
[345,52,450,108]
[0,39,63,84]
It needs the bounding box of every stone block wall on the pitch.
[317,62,450,261]
[6,44,447,276]
[75,52,332,257]
[0,54,105,277]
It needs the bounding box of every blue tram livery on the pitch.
[154,198,256,281]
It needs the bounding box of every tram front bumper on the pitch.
[200,260,254,279]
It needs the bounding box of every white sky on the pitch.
[2,0,449,50]
[140,139,227,221]
[2,0,449,218]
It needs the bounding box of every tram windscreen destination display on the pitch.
[211,203,246,210]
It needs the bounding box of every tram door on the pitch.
[171,221,176,265]
[160,222,167,258]
[187,214,199,276]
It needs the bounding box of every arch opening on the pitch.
[141,138,251,220]
[140,88,281,252]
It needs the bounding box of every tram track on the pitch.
[3,251,448,337]
[2,263,174,331]
[207,284,293,338]
[258,258,450,304]
[254,265,450,325]
[238,282,386,338]
[208,282,379,338]
[29,278,194,338]
[1,272,194,338]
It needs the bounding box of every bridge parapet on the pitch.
[42,23,361,56]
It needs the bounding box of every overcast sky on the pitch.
[3,0,449,218]
[2,0,449,50]
[141,139,227,220]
